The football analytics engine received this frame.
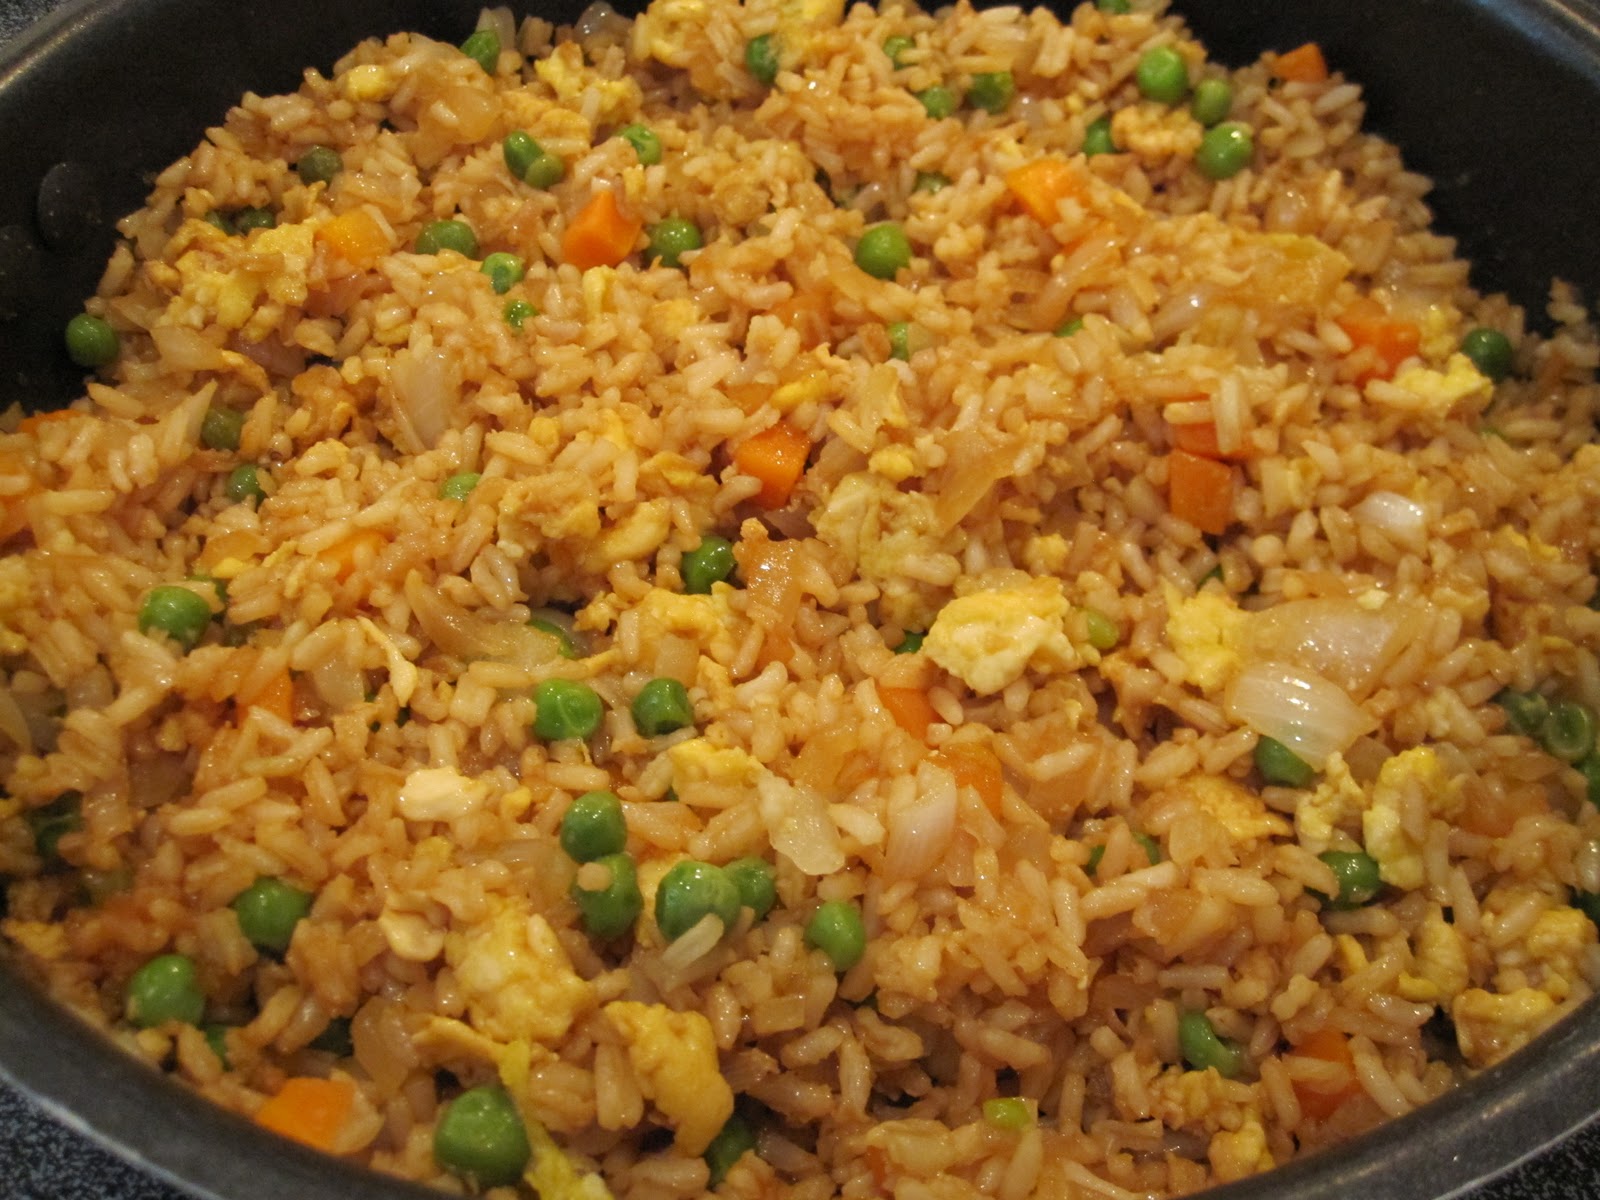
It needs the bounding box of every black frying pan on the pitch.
[3,0,1600,1197]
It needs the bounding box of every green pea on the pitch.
[647,217,703,269]
[560,790,627,862]
[1316,849,1383,910]
[982,1097,1033,1130]
[855,222,912,280]
[882,35,914,68]
[295,145,342,186]
[806,899,866,971]
[1135,45,1189,104]
[225,463,267,505]
[1082,607,1119,651]
[1461,327,1515,383]
[967,71,1015,115]
[745,34,780,87]
[126,953,205,1028]
[616,123,663,165]
[1196,121,1254,180]
[1082,115,1117,157]
[310,1016,354,1056]
[522,150,566,190]
[203,210,234,235]
[231,877,313,954]
[203,1023,232,1069]
[1254,735,1315,788]
[632,677,694,736]
[704,1114,758,1187]
[459,28,501,74]
[480,252,526,294]
[1575,889,1600,929]
[655,859,741,940]
[1190,78,1233,127]
[434,1086,531,1188]
[916,85,956,120]
[1133,831,1161,866]
[504,299,539,330]
[438,471,481,501]
[894,630,925,654]
[533,678,604,740]
[1177,1011,1245,1078]
[27,791,82,866]
[571,852,643,939]
[1054,316,1085,337]
[913,171,950,194]
[1495,688,1549,736]
[1540,700,1597,764]
[683,535,736,593]
[414,218,479,257]
[724,856,777,920]
[1097,0,1131,11]
[64,313,120,368]
[138,585,213,652]
[529,616,579,660]
[233,207,275,233]
[1579,755,1600,807]
[201,406,246,452]
[503,130,541,179]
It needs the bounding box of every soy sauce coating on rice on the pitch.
[4,0,1600,1195]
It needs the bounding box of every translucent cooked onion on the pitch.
[1223,659,1377,767]
[1353,491,1429,552]
[757,774,844,876]
[883,761,958,879]
[386,348,454,453]
[1247,596,1423,698]
[405,572,559,670]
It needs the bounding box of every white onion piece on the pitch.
[757,774,844,876]
[405,573,559,670]
[883,761,958,880]
[0,684,32,753]
[1247,597,1420,698]
[1223,659,1377,767]
[659,912,725,972]
[1353,490,1429,553]
[311,654,368,710]
[386,349,454,453]
[574,0,624,38]
[151,326,227,372]
[477,6,517,49]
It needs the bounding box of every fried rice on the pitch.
[3,0,1600,1195]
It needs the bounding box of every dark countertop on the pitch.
[2,0,1600,1197]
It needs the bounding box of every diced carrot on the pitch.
[931,742,1004,815]
[1273,42,1330,84]
[1289,1028,1360,1120]
[254,1076,357,1151]
[323,528,387,582]
[1337,297,1421,383]
[317,209,391,270]
[16,408,76,436]
[1167,449,1234,535]
[733,421,811,508]
[1005,157,1087,227]
[880,685,940,742]
[561,188,642,271]
[238,668,294,726]
[769,289,832,349]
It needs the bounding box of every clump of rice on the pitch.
[2,0,1599,1195]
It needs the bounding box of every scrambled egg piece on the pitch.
[172,221,318,337]
[632,587,738,666]
[604,1001,733,1155]
[1397,906,1469,1004]
[1514,904,1596,1002]
[632,0,710,68]
[582,500,672,574]
[812,472,942,628]
[535,42,640,123]
[1111,103,1205,159]
[1381,354,1494,418]
[1208,1115,1275,1184]
[1295,752,1366,854]
[668,738,764,809]
[1166,583,1249,693]
[1451,987,1559,1068]
[396,766,489,821]
[526,1118,615,1200]
[925,575,1081,696]
[1145,1065,1252,1133]
[446,900,594,1044]
[1186,775,1290,844]
[342,63,395,102]
[1362,747,1456,890]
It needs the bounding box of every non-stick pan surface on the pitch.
[2,0,1600,1197]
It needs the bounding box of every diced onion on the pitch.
[1352,490,1428,553]
[405,573,559,671]
[757,774,844,876]
[1223,659,1377,767]
[386,349,454,453]
[0,684,32,753]
[882,761,958,880]
[1247,596,1422,698]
